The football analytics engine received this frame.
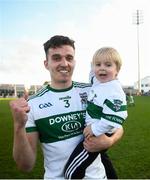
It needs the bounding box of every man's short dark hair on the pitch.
[43,35,75,55]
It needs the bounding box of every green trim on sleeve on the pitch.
[26,127,37,132]
[87,101,125,125]
[102,113,125,125]
[87,101,103,119]
[104,99,127,112]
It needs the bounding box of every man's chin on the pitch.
[59,79,70,84]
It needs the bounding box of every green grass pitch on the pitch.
[0,96,150,179]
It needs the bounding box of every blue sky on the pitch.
[0,0,150,86]
[1,0,106,40]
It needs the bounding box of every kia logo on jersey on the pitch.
[61,121,81,132]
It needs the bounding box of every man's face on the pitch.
[44,45,75,87]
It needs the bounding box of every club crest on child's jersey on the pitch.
[113,99,123,111]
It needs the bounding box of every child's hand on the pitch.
[83,125,94,139]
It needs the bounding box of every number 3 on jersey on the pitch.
[63,100,70,108]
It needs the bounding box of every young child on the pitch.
[64,47,128,179]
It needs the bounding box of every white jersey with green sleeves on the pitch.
[25,81,106,179]
[86,77,128,136]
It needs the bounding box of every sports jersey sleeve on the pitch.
[90,94,128,137]
[25,101,38,133]
[91,119,115,136]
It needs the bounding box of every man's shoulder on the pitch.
[28,85,49,101]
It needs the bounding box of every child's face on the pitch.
[93,58,118,83]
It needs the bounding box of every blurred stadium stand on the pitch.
[0,84,42,98]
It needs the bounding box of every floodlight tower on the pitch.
[133,10,143,94]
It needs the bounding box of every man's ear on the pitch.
[44,59,48,70]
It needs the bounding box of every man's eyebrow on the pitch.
[52,54,73,57]
[52,54,61,56]
[51,54,61,58]
[66,54,74,57]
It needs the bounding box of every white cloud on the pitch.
[0,39,47,84]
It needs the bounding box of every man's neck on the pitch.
[50,81,72,90]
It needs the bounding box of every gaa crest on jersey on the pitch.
[113,99,123,111]
[39,102,53,109]
[79,92,88,109]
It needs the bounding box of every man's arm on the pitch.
[10,98,38,172]
[83,127,124,152]
[13,128,38,172]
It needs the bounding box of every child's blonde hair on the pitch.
[92,47,122,72]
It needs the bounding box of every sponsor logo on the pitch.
[49,112,85,125]
[59,96,71,100]
[39,102,53,109]
[105,115,123,124]
[61,121,81,132]
[49,112,85,133]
